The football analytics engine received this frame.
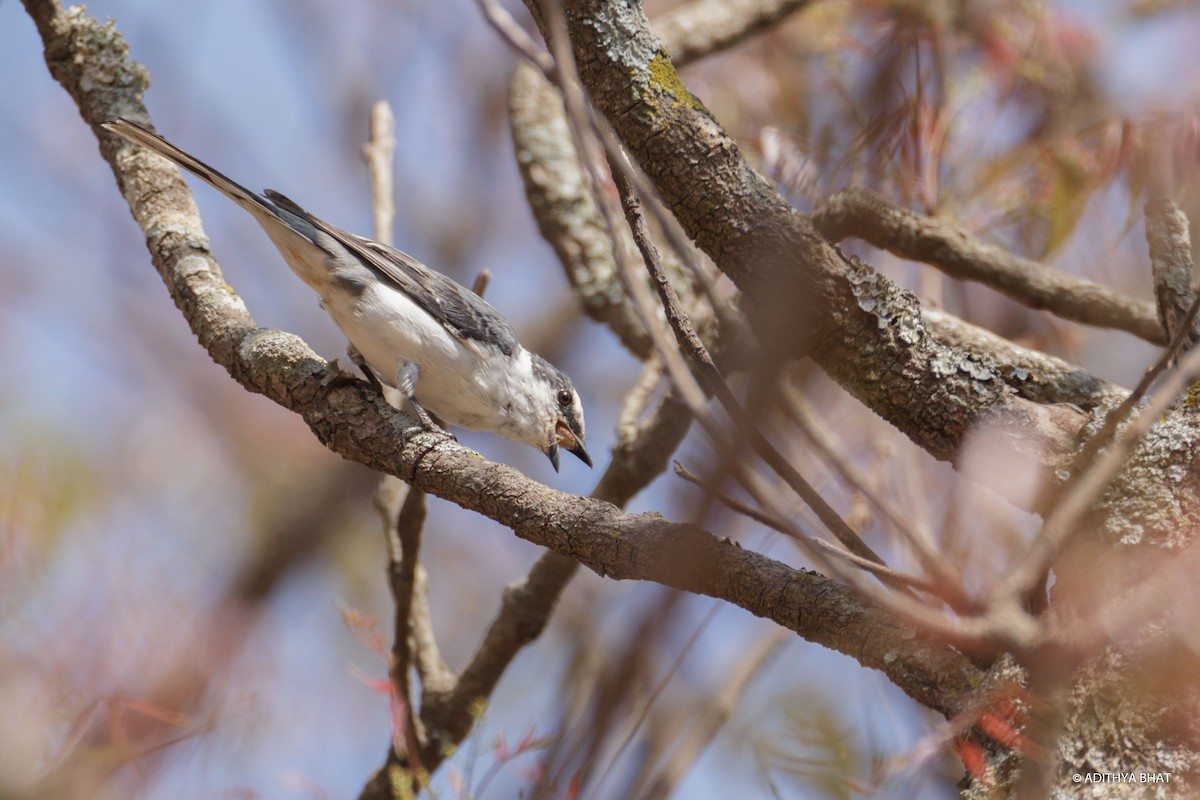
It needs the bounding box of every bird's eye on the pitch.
[557,388,572,407]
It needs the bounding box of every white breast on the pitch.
[322,281,529,435]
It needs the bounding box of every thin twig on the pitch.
[410,563,454,692]
[617,357,663,441]
[378,481,430,777]
[474,0,555,76]
[780,390,973,610]
[471,268,492,297]
[361,101,396,247]
[608,152,895,573]
[990,339,1200,610]
[673,462,801,537]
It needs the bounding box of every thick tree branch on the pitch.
[417,384,696,764]
[923,308,1124,409]
[813,186,1165,344]
[542,0,1090,478]
[35,0,980,763]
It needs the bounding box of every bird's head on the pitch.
[530,355,590,472]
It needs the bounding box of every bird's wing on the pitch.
[104,119,521,357]
[264,190,520,357]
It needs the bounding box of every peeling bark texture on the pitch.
[923,308,1124,410]
[814,187,1166,345]
[1050,652,1200,799]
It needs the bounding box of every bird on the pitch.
[103,118,591,471]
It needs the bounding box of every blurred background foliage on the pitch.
[2,0,1199,797]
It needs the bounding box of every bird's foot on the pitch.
[321,358,361,388]
[408,397,456,441]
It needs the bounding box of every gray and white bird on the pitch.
[103,118,590,471]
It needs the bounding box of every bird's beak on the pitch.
[553,417,592,469]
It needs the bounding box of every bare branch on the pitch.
[656,0,812,66]
[475,0,555,75]
[380,483,430,775]
[812,186,1165,344]
[361,101,396,247]
[509,61,655,358]
[923,307,1124,409]
[1145,198,1199,350]
[537,0,1090,482]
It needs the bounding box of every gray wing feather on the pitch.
[263,190,520,356]
[103,120,520,356]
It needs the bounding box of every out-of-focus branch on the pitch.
[778,394,974,608]
[475,0,555,75]
[509,61,656,358]
[672,462,946,598]
[813,186,1165,344]
[634,631,788,797]
[654,0,812,66]
[990,341,1200,612]
[529,0,1090,486]
[608,157,890,572]
[417,379,697,767]
[1145,198,1199,350]
[408,563,453,692]
[361,102,396,247]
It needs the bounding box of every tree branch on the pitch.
[1145,197,1199,350]
[812,186,1165,344]
[541,0,1090,479]
[510,60,656,358]
[37,0,977,746]
[922,308,1124,409]
[655,0,812,66]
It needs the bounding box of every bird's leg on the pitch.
[395,362,450,436]
[322,345,383,390]
[348,344,384,392]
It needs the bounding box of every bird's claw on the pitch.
[321,358,360,388]
[405,396,455,441]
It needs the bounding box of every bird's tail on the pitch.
[102,118,278,222]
